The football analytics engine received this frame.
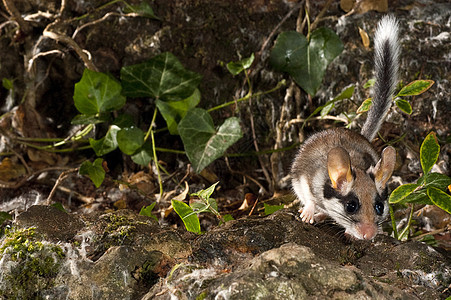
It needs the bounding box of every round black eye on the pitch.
[374,201,384,216]
[345,200,359,214]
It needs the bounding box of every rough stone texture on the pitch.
[1,206,449,299]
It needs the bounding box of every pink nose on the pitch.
[358,223,377,240]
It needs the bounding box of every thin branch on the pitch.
[46,168,79,204]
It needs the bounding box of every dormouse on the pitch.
[291,16,399,240]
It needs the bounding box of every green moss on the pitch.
[0,227,65,299]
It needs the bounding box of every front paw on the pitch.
[299,202,315,224]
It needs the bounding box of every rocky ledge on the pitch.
[0,205,449,299]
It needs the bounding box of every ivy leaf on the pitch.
[389,183,420,204]
[116,127,145,155]
[89,125,120,156]
[2,78,13,90]
[420,132,440,176]
[171,199,201,234]
[226,53,255,75]
[395,98,412,114]
[178,108,242,173]
[427,187,451,214]
[79,158,105,188]
[357,98,372,114]
[156,89,201,135]
[120,52,202,101]
[131,141,153,166]
[74,69,126,115]
[270,28,343,96]
[396,80,434,97]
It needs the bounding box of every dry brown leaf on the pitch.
[340,0,355,12]
[359,27,370,48]
[0,157,26,181]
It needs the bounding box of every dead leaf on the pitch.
[0,157,26,181]
[340,0,355,12]
[359,27,370,48]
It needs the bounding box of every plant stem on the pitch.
[150,108,163,200]
[389,204,399,240]
[207,80,286,113]
[399,204,415,240]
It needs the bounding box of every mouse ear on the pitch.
[374,146,396,191]
[327,147,353,192]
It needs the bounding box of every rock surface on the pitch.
[1,205,449,299]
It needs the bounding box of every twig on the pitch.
[224,157,269,196]
[248,197,259,216]
[286,115,349,128]
[46,168,79,204]
[55,185,95,204]
[72,12,139,39]
[310,0,334,31]
[2,0,31,33]
[43,27,98,71]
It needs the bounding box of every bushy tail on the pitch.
[361,15,400,141]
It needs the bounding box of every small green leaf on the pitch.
[222,214,234,222]
[172,199,201,234]
[264,203,284,215]
[121,52,202,101]
[420,132,440,176]
[156,89,201,135]
[117,127,145,155]
[320,102,335,117]
[2,78,13,90]
[226,53,255,75]
[124,1,159,19]
[395,98,412,114]
[51,202,66,212]
[191,182,219,200]
[427,187,451,214]
[333,85,355,101]
[363,79,375,89]
[89,125,120,156]
[178,108,242,173]
[139,203,158,221]
[357,98,372,114]
[418,173,451,189]
[389,183,420,204]
[0,211,12,224]
[396,80,434,97]
[74,69,125,115]
[131,141,153,166]
[79,158,105,188]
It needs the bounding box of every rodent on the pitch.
[290,15,399,240]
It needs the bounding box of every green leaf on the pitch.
[178,108,242,173]
[264,203,284,215]
[51,202,66,212]
[124,1,159,19]
[396,80,434,97]
[334,85,355,101]
[357,98,372,114]
[222,214,234,222]
[418,173,451,189]
[120,52,202,101]
[191,182,219,200]
[172,199,201,234]
[226,53,255,75]
[131,141,153,166]
[89,125,120,156]
[420,132,440,176]
[427,187,451,214]
[270,28,343,96]
[116,127,145,155]
[2,78,13,90]
[363,79,375,89]
[112,114,135,128]
[0,211,12,224]
[79,158,105,188]
[139,203,158,221]
[74,69,125,115]
[389,183,420,204]
[71,113,110,125]
[395,98,412,114]
[156,89,201,135]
